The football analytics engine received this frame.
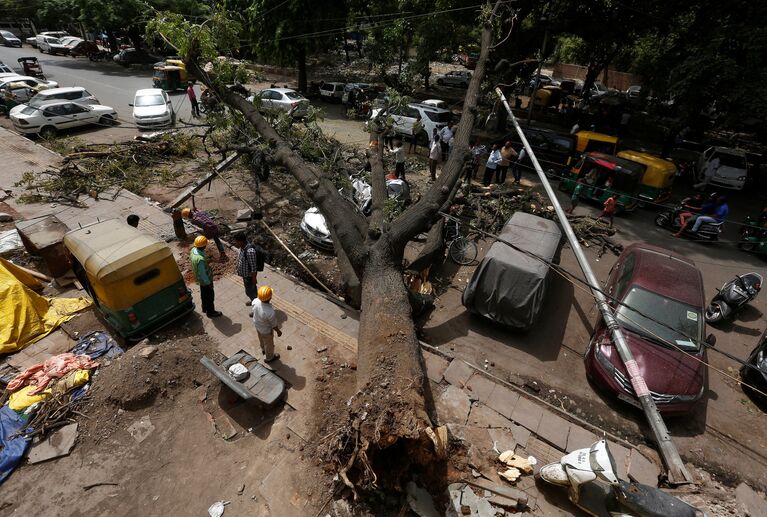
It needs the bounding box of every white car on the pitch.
[421,99,449,110]
[435,71,472,88]
[28,86,100,107]
[10,100,117,138]
[368,102,452,146]
[131,88,175,129]
[697,147,748,190]
[26,31,68,48]
[37,35,68,55]
[247,88,309,117]
[0,75,58,90]
[319,82,345,102]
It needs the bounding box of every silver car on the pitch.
[248,88,309,117]
[435,70,472,88]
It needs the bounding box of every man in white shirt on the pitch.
[251,285,283,362]
[482,144,502,186]
[389,139,406,179]
[439,122,454,161]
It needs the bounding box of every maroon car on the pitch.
[584,243,712,414]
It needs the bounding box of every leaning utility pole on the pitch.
[495,88,693,486]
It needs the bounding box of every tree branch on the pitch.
[388,1,499,249]
[188,61,369,272]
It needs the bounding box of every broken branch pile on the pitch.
[14,133,197,205]
[459,185,623,257]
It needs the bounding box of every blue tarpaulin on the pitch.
[70,331,123,359]
[0,405,31,484]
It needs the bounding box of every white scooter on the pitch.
[538,440,703,517]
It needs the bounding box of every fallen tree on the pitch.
[148,2,504,493]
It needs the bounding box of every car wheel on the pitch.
[654,213,670,227]
[39,125,57,139]
[99,115,115,126]
[738,241,756,252]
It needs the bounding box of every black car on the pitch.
[0,30,22,47]
[741,329,767,402]
[113,48,162,67]
[495,127,576,178]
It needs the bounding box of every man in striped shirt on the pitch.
[182,207,227,260]
[233,233,259,305]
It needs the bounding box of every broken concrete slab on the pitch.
[485,384,520,420]
[443,359,474,388]
[236,208,253,221]
[736,482,767,517]
[510,396,544,434]
[423,351,450,383]
[464,374,497,403]
[488,428,516,454]
[536,410,570,451]
[436,385,472,425]
[468,403,514,429]
[127,417,155,443]
[28,422,78,464]
[565,424,598,453]
[139,346,158,359]
[627,448,660,486]
[406,481,440,517]
[508,423,531,450]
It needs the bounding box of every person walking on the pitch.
[483,144,502,186]
[187,81,200,118]
[233,233,260,305]
[465,139,485,181]
[439,122,454,162]
[597,194,617,228]
[428,132,441,181]
[251,286,282,362]
[512,147,527,184]
[390,139,406,179]
[409,115,423,154]
[182,207,227,260]
[190,236,222,318]
[566,177,585,214]
[497,141,517,185]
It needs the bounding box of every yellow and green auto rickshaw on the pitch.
[617,150,677,204]
[575,131,619,155]
[560,152,646,213]
[63,219,193,339]
[152,60,194,91]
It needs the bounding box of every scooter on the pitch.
[705,272,763,324]
[655,206,723,241]
[538,440,702,516]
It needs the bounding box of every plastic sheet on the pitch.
[0,405,31,485]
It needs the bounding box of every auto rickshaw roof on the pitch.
[64,219,173,283]
[575,130,619,144]
[617,150,677,174]
[584,152,645,176]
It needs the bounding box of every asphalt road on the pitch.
[0,45,196,141]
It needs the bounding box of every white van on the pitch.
[697,147,748,190]
[37,35,68,55]
[319,82,345,102]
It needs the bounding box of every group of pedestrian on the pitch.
[481,141,525,187]
[425,121,456,182]
[184,206,283,363]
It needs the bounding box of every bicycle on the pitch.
[443,214,478,265]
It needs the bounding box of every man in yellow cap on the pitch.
[190,235,222,318]
[252,285,282,362]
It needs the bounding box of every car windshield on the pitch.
[28,95,52,107]
[47,38,62,44]
[616,286,702,351]
[20,106,37,115]
[593,82,607,91]
[425,111,451,123]
[1,31,14,38]
[135,95,164,106]
[716,153,747,169]
[284,91,304,100]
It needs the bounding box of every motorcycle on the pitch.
[654,205,723,241]
[705,272,763,324]
[538,440,702,516]
[739,214,767,254]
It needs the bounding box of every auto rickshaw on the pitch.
[575,130,619,155]
[17,57,44,78]
[63,219,194,339]
[152,59,193,91]
[617,150,677,204]
[533,86,563,108]
[560,152,646,213]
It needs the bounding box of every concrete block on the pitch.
[443,359,474,388]
[468,403,513,429]
[565,424,598,453]
[536,410,570,451]
[435,385,472,425]
[485,384,520,419]
[423,351,450,383]
[488,427,517,454]
[464,373,496,403]
[736,482,767,517]
[627,448,660,486]
[28,423,78,464]
[508,423,531,450]
[510,396,544,433]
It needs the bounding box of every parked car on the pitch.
[588,81,609,99]
[625,85,642,100]
[459,51,479,70]
[26,31,68,48]
[1,82,44,111]
[131,88,175,129]
[319,81,345,102]
[436,70,472,88]
[0,62,13,74]
[584,244,711,414]
[0,30,22,47]
[368,102,452,146]
[697,146,748,190]
[528,73,558,90]
[341,82,371,104]
[37,35,68,55]
[421,98,449,110]
[247,87,309,117]
[10,100,118,138]
[28,86,100,107]
[59,36,84,52]
[0,75,58,90]
[113,48,162,66]
[741,329,767,403]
